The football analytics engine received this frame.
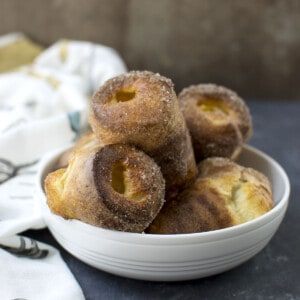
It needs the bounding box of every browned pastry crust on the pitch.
[45,143,165,232]
[178,84,252,161]
[146,157,274,234]
[56,131,102,169]
[89,71,197,199]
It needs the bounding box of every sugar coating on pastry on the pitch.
[45,143,165,233]
[146,157,274,234]
[178,84,252,161]
[93,143,165,226]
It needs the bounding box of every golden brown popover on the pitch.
[147,157,274,234]
[178,84,252,161]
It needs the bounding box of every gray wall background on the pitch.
[1,0,299,99]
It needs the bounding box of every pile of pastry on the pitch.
[44,71,274,234]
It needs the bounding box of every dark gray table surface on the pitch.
[25,100,300,300]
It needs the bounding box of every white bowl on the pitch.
[36,145,290,281]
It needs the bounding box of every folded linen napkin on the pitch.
[0,33,127,299]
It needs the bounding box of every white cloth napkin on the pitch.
[0,236,85,300]
[0,34,127,299]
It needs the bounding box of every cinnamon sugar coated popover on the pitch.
[44,70,274,234]
[178,84,252,161]
[45,143,165,232]
[89,70,197,199]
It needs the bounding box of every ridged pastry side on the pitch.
[146,157,274,234]
[178,84,252,161]
[56,131,102,169]
[45,143,165,232]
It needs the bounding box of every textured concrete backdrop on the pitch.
[1,0,300,99]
